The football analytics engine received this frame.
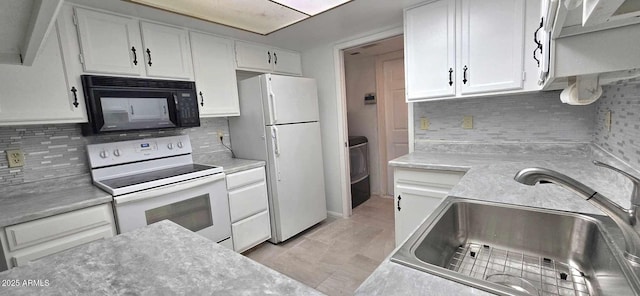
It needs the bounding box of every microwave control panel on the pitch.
[177,91,200,127]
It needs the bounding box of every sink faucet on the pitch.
[515,161,640,265]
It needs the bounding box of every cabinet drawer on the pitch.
[5,204,113,252]
[11,226,114,267]
[231,210,271,253]
[395,168,464,189]
[228,181,268,222]
[226,167,265,190]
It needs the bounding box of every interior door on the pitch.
[379,52,408,196]
[264,74,320,125]
[265,122,327,242]
[460,0,525,95]
[74,7,143,76]
[140,22,193,80]
[404,0,456,100]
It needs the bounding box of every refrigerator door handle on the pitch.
[271,126,281,181]
[269,91,278,123]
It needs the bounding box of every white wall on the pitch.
[344,55,381,195]
[301,44,344,215]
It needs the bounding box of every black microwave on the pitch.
[81,75,200,135]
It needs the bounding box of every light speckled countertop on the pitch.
[0,220,323,295]
[357,144,640,295]
[0,158,264,228]
[205,157,266,175]
[0,174,112,228]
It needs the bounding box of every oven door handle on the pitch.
[114,173,226,205]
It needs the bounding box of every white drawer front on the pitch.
[228,181,269,223]
[226,167,265,190]
[5,204,113,251]
[395,168,465,189]
[232,210,271,253]
[11,226,114,267]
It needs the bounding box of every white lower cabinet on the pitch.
[226,167,271,253]
[0,204,116,270]
[394,167,464,246]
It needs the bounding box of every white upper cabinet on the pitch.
[405,0,456,100]
[140,22,193,80]
[0,24,88,125]
[459,0,525,95]
[405,0,534,101]
[190,31,240,117]
[74,7,143,76]
[272,48,303,76]
[73,7,193,80]
[235,41,302,76]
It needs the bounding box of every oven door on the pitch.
[113,173,231,243]
[87,89,179,133]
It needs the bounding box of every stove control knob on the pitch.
[113,149,121,157]
[99,150,109,159]
[177,141,184,149]
[167,143,174,150]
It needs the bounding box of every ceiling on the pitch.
[125,0,354,35]
[344,35,404,57]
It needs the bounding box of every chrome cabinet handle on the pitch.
[397,195,402,211]
[146,48,152,66]
[131,46,138,66]
[533,18,543,67]
[71,87,79,108]
[463,65,468,84]
[448,68,453,86]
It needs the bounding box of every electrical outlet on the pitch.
[420,118,430,130]
[462,115,473,129]
[605,110,612,132]
[6,149,25,168]
[217,130,224,138]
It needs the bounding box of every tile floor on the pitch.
[244,196,395,296]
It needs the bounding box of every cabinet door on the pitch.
[190,32,240,117]
[394,185,449,247]
[140,22,193,80]
[0,25,87,125]
[74,7,143,76]
[459,0,525,95]
[272,49,302,76]
[235,41,272,72]
[404,0,456,100]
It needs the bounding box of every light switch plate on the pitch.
[6,149,25,168]
[463,115,473,129]
[420,118,430,130]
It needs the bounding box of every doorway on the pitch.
[342,35,408,206]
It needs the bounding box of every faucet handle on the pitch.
[593,160,640,205]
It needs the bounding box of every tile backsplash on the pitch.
[413,90,596,145]
[593,79,640,167]
[0,118,232,187]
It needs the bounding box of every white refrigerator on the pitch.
[229,74,327,243]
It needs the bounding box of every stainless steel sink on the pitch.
[391,197,640,296]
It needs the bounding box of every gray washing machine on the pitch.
[349,136,370,208]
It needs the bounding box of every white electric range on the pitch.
[87,135,231,245]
